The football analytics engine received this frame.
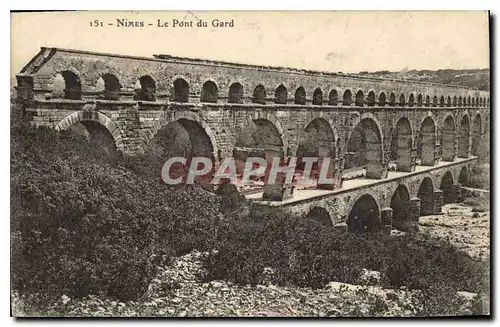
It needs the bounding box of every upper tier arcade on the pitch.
[16,47,490,108]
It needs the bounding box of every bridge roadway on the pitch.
[248,156,476,228]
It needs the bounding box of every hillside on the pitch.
[355,69,490,91]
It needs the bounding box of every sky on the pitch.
[10,11,490,78]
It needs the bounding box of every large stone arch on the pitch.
[440,170,455,204]
[299,113,339,148]
[471,113,482,157]
[418,114,437,166]
[441,115,456,162]
[347,193,381,233]
[458,114,471,158]
[296,116,338,189]
[458,166,470,187]
[238,111,288,153]
[148,111,219,160]
[55,111,124,151]
[305,205,337,226]
[345,113,385,178]
[233,112,287,179]
[390,183,411,228]
[417,176,435,216]
[390,117,413,171]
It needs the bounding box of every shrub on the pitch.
[469,164,490,190]
[204,211,487,294]
[11,122,222,302]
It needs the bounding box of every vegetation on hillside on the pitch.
[356,69,490,90]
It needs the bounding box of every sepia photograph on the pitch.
[10,10,491,318]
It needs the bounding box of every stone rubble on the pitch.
[55,250,424,317]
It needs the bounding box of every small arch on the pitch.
[328,89,339,105]
[458,96,463,106]
[60,71,82,100]
[389,93,396,106]
[305,207,333,227]
[458,115,470,158]
[228,82,244,104]
[425,95,431,107]
[446,96,452,107]
[439,95,445,107]
[173,78,190,103]
[378,92,386,106]
[467,95,471,106]
[367,91,375,106]
[432,95,438,107]
[471,97,475,106]
[418,177,434,216]
[347,194,380,233]
[294,86,306,105]
[252,84,266,104]
[355,90,364,107]
[201,80,219,103]
[275,84,288,104]
[408,94,415,107]
[440,171,455,204]
[312,88,323,105]
[135,75,156,101]
[399,94,406,107]
[343,89,352,106]
[417,94,423,106]
[97,73,121,100]
[476,97,480,107]
[453,96,457,106]
[463,96,468,106]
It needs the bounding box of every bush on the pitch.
[11,122,222,302]
[469,164,490,190]
[204,212,487,294]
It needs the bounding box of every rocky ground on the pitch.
[420,203,490,260]
[12,202,489,318]
[13,251,426,317]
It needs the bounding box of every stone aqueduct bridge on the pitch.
[16,47,490,229]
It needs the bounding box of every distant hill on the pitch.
[355,69,490,91]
